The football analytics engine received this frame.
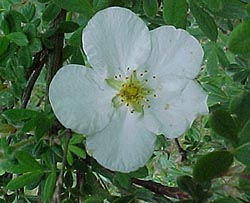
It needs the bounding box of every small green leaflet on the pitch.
[163,0,187,29]
[190,1,218,41]
[228,20,250,54]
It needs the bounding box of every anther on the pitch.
[125,76,129,79]
[127,67,130,71]
[147,105,151,108]
[119,74,122,78]
[131,110,135,113]
[144,70,148,73]
[133,70,136,72]
[140,73,144,77]
[121,99,124,102]
[153,75,156,79]
[145,79,148,82]
[126,103,129,106]
[114,75,118,79]
[153,94,157,97]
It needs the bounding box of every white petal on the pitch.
[49,65,115,135]
[86,107,156,172]
[146,26,204,79]
[83,7,151,75]
[143,80,208,138]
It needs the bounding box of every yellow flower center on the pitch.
[106,70,154,113]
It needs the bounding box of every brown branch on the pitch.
[131,178,190,200]
[46,9,66,101]
[83,155,189,200]
[21,50,48,109]
[53,130,72,203]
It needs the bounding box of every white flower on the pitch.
[49,7,208,172]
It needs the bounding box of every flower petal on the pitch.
[83,7,151,75]
[49,65,115,135]
[143,80,208,138]
[86,107,156,172]
[146,26,204,79]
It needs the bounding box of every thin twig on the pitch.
[83,155,189,200]
[131,178,190,200]
[53,129,72,203]
[175,138,187,161]
[21,50,48,109]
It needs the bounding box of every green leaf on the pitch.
[228,20,250,54]
[29,38,42,54]
[215,0,247,19]
[113,172,132,190]
[190,1,218,41]
[6,32,28,46]
[56,21,79,33]
[15,151,43,172]
[113,196,134,203]
[66,150,74,166]
[203,0,223,12]
[93,0,110,11]
[69,134,84,144]
[43,170,57,202]
[6,171,43,190]
[134,188,153,202]
[68,27,83,47]
[215,44,230,68]
[18,46,32,68]
[212,197,238,203]
[2,109,38,121]
[53,0,93,16]
[238,118,250,145]
[177,175,197,196]
[239,167,250,191]
[83,197,103,203]
[235,143,250,166]
[143,0,158,18]
[21,2,36,22]
[163,0,187,28]
[209,110,238,145]
[230,92,250,126]
[128,166,148,178]
[42,3,61,22]
[69,145,86,158]
[70,47,85,65]
[206,45,219,76]
[0,36,9,56]
[0,18,10,35]
[193,151,234,182]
